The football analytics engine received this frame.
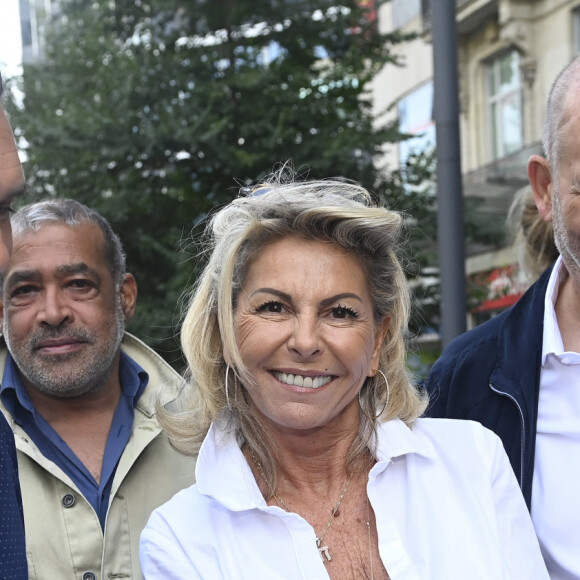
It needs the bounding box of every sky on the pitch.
[0,0,23,76]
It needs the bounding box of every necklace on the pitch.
[248,449,354,563]
[314,471,354,562]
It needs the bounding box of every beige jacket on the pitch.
[0,333,196,580]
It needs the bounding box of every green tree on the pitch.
[8,0,425,367]
[9,0,495,368]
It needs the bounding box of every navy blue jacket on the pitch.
[424,266,552,509]
[0,412,27,579]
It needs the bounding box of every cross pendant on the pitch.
[316,538,332,561]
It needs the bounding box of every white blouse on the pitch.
[140,418,549,579]
[533,256,580,579]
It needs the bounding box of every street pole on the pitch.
[430,0,467,348]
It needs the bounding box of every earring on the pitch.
[225,365,233,410]
[359,369,390,420]
[376,369,390,418]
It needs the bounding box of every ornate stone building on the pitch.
[374,0,578,330]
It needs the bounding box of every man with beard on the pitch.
[0,198,195,580]
[425,55,580,579]
[0,70,27,580]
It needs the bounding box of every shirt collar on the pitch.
[196,417,436,512]
[0,355,36,415]
[542,256,566,364]
[374,418,437,463]
[196,420,266,512]
[0,350,149,417]
[118,351,149,402]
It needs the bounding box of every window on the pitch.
[397,81,436,167]
[392,0,420,29]
[420,0,431,30]
[19,0,32,49]
[487,50,523,159]
[574,6,580,55]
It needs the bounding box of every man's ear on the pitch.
[119,274,138,321]
[528,155,554,222]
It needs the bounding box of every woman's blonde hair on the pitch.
[162,168,427,495]
[507,186,558,285]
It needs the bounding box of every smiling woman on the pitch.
[230,236,388,436]
[139,166,549,580]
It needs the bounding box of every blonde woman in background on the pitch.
[508,186,559,286]
[140,169,548,580]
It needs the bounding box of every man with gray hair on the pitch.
[0,198,195,579]
[426,54,580,579]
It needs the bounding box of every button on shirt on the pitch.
[532,256,580,579]
[0,352,148,529]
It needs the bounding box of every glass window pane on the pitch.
[489,62,497,95]
[501,93,523,154]
[399,82,433,133]
[392,0,421,29]
[398,82,435,163]
[574,8,580,55]
[491,102,499,159]
[499,52,519,91]
[487,50,522,159]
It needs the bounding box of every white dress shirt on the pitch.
[532,256,580,579]
[140,417,548,579]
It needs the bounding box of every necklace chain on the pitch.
[315,470,354,561]
[248,449,354,562]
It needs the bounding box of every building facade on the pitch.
[19,0,60,64]
[374,0,578,333]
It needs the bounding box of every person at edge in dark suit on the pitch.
[425,55,580,580]
[0,69,28,580]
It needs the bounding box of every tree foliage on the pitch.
[6,0,497,366]
[7,0,426,367]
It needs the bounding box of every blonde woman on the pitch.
[140,170,547,579]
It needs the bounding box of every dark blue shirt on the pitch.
[1,352,148,529]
